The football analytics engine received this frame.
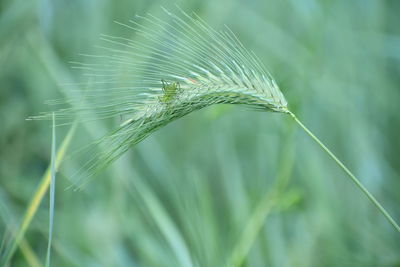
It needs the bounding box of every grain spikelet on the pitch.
[31,9,288,184]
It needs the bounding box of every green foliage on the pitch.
[1,1,400,267]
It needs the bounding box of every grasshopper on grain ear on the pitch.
[159,79,180,103]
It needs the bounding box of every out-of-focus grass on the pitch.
[1,0,400,266]
[0,121,75,266]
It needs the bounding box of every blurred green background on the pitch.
[1,0,400,266]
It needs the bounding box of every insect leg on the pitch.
[161,79,166,92]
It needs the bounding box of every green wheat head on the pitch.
[32,8,288,181]
[30,8,399,232]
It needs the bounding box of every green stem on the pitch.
[229,122,295,267]
[45,113,57,267]
[288,111,400,233]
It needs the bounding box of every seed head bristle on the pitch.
[32,9,289,185]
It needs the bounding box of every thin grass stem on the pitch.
[288,111,400,233]
[45,113,57,267]
[229,122,295,266]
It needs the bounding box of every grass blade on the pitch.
[0,122,77,266]
[126,177,194,267]
[229,127,295,266]
[19,239,42,267]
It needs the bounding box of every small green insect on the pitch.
[159,79,180,103]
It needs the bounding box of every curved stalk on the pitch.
[288,111,400,233]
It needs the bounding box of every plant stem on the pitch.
[288,111,400,233]
[229,121,295,267]
[45,113,57,267]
